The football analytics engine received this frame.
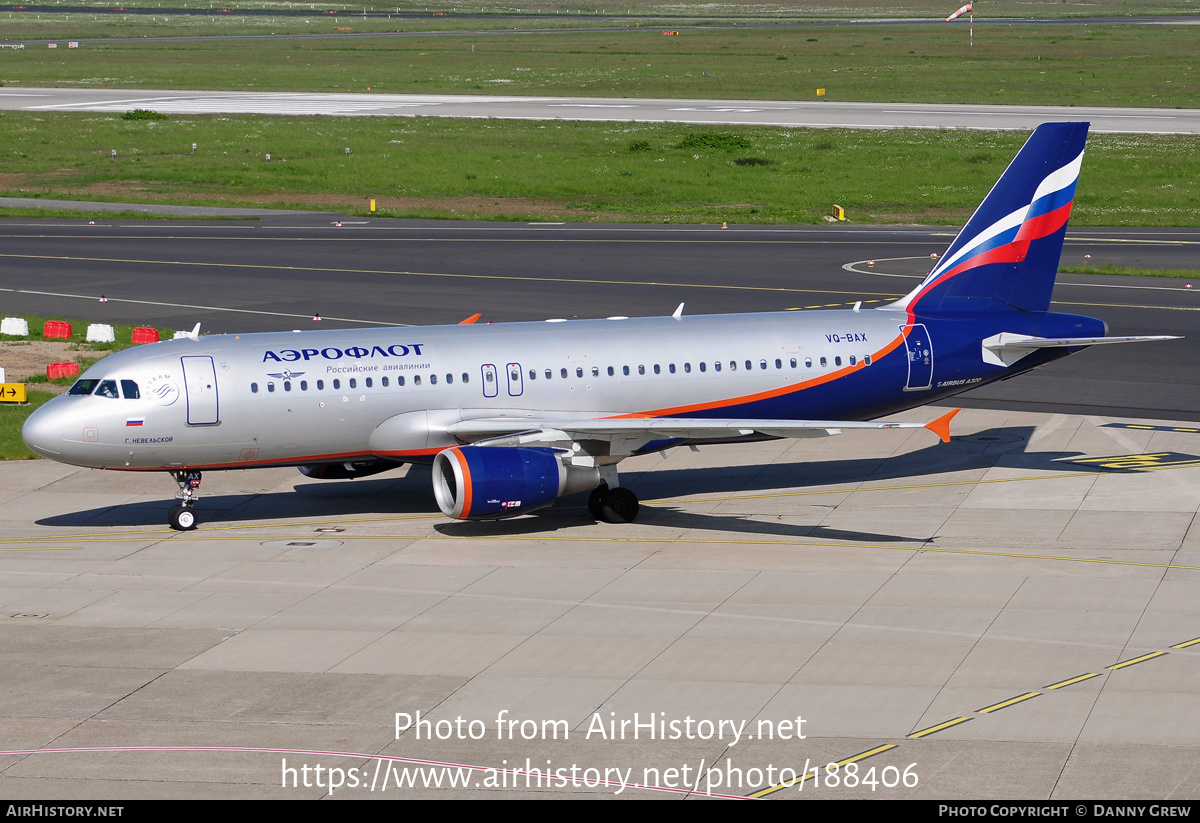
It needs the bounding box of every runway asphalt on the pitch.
[1,216,1198,419]
[4,88,1200,133]
[1,216,1199,800]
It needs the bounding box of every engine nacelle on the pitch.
[298,460,398,480]
[433,446,599,520]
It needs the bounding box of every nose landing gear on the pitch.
[168,470,202,530]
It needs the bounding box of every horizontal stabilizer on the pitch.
[982,332,1181,367]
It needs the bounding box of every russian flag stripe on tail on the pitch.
[888,122,1089,318]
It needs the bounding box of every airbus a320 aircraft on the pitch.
[22,122,1174,530]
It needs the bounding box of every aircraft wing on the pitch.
[446,408,959,455]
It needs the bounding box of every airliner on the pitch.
[21,122,1174,530]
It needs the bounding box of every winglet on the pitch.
[459,313,482,325]
[672,303,685,320]
[925,407,960,444]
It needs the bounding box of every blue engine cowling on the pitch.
[432,446,599,520]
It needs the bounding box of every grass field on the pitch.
[3,0,1197,23]
[1059,265,1200,280]
[2,113,1196,225]
[1,23,1196,108]
[0,390,52,460]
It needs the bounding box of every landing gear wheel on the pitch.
[599,487,639,524]
[169,504,198,531]
[587,484,609,520]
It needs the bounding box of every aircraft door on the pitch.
[181,355,220,425]
[482,364,498,398]
[506,362,524,397]
[900,324,933,391]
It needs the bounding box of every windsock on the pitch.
[946,3,972,21]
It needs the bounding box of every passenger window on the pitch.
[414,375,421,386]
[317,379,325,390]
[121,380,140,399]
[638,365,645,375]
[546,369,552,380]
[96,380,119,399]
[805,358,812,368]
[730,361,737,371]
[745,360,752,370]
[561,368,568,379]
[622,366,630,376]
[268,383,275,393]
[576,367,583,378]
[592,366,600,377]
[668,364,676,374]
[283,381,292,392]
[529,369,536,380]
[775,359,782,369]
[462,373,469,384]
[381,377,389,387]
[607,366,614,376]
[820,357,827,367]
[430,374,437,385]
[835,357,842,366]
[446,374,454,384]
[850,356,857,366]
[365,377,373,388]
[251,382,259,393]
[684,363,691,373]
[713,361,719,372]
[653,364,660,374]
[700,362,707,373]
[300,380,308,391]
[398,376,405,386]
[349,378,357,389]
[864,355,872,365]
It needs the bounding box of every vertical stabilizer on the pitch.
[887,122,1089,317]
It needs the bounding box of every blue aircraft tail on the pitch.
[889,122,1089,317]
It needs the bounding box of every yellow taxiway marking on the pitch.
[909,717,972,739]
[748,744,899,799]
[1107,651,1168,670]
[753,633,1185,801]
[977,692,1040,714]
[1045,672,1102,690]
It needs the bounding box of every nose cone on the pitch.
[22,402,64,458]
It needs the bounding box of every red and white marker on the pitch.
[946,3,972,22]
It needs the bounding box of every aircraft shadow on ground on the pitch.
[37,425,1106,537]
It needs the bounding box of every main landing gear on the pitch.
[587,484,640,523]
[168,469,202,531]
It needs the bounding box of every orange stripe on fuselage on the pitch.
[604,330,909,419]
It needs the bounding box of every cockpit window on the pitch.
[121,380,140,399]
[95,380,120,399]
[68,379,99,396]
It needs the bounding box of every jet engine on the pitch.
[298,459,398,480]
[432,446,600,520]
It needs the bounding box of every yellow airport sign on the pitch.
[0,384,27,403]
